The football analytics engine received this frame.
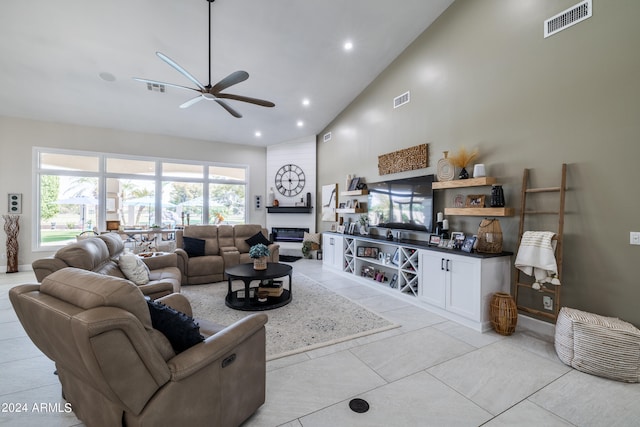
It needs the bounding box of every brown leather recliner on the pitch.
[32,233,181,299]
[9,268,267,427]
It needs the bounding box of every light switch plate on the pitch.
[630,232,640,245]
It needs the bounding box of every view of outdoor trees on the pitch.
[37,151,247,247]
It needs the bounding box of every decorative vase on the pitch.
[2,215,20,273]
[490,292,517,335]
[436,151,455,182]
[490,185,505,207]
[253,256,267,270]
[458,167,469,179]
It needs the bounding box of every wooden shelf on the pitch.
[444,207,514,217]
[336,208,367,214]
[341,189,369,196]
[267,206,312,214]
[432,177,497,189]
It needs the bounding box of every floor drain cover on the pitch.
[349,398,370,413]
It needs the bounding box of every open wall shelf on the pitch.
[444,207,515,217]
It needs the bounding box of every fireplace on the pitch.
[271,227,309,242]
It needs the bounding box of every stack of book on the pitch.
[258,280,283,297]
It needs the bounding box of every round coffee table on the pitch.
[225,262,293,311]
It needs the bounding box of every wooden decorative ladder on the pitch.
[514,163,567,322]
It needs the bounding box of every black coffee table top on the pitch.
[225,262,292,280]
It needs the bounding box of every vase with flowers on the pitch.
[249,243,270,270]
[449,146,479,179]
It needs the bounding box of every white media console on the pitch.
[322,232,512,332]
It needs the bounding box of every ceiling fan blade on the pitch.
[156,52,207,91]
[179,95,205,109]
[212,71,249,93]
[132,77,200,93]
[215,93,275,108]
[215,100,243,118]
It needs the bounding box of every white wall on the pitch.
[266,136,316,255]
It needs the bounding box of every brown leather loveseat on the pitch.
[32,233,181,299]
[9,268,268,427]
[175,224,280,284]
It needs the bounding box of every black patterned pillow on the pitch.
[146,300,204,353]
[183,236,206,257]
[245,231,271,247]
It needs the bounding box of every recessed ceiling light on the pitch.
[302,98,310,107]
[99,72,116,82]
[255,131,262,137]
[297,121,304,127]
[343,41,353,51]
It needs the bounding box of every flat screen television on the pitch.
[367,174,435,232]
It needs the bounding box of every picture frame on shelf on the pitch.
[361,265,375,278]
[348,177,361,191]
[338,202,346,209]
[337,225,346,234]
[451,232,465,250]
[429,234,442,246]
[330,223,337,232]
[391,248,400,266]
[357,246,379,258]
[466,194,486,208]
[348,222,357,234]
[446,238,455,249]
[389,273,398,288]
[462,236,476,253]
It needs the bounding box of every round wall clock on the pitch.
[275,164,306,197]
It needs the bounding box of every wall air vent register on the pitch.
[544,0,592,38]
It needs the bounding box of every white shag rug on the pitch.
[181,273,398,360]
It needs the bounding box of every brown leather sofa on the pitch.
[9,268,268,427]
[175,224,279,285]
[32,233,181,299]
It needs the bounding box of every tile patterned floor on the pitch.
[2,260,640,426]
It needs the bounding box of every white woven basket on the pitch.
[555,307,640,383]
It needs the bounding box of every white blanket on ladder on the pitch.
[515,231,560,285]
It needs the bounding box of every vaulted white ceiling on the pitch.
[0,0,453,146]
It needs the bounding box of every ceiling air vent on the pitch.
[544,0,592,38]
[323,132,332,142]
[393,91,410,109]
[146,82,166,93]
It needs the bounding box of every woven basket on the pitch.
[476,218,503,253]
[489,292,517,335]
[253,257,267,270]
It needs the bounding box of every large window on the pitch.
[35,148,249,248]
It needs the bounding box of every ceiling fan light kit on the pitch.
[133,0,275,118]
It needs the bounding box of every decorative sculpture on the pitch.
[3,215,20,273]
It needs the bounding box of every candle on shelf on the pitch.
[442,219,449,230]
[437,212,444,223]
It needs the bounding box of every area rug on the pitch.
[181,274,399,360]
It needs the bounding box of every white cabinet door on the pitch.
[420,251,481,321]
[322,234,343,269]
[419,251,446,308]
[446,254,480,321]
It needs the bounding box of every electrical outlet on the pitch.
[630,232,640,245]
[543,296,553,311]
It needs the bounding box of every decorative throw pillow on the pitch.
[118,253,150,285]
[245,231,271,247]
[146,300,204,353]
[303,232,321,245]
[183,236,206,257]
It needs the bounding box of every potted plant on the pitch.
[249,243,270,270]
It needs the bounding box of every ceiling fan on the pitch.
[133,0,274,118]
